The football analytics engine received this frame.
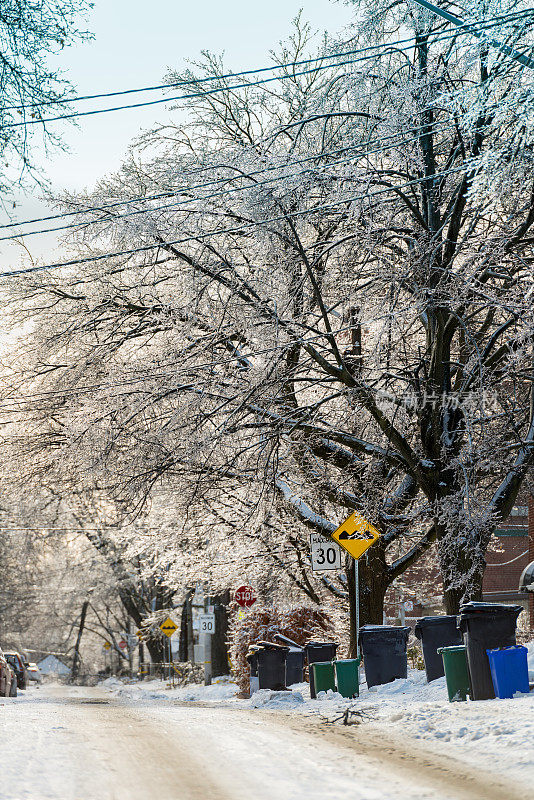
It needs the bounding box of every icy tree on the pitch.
[0,0,92,197]
[3,6,534,658]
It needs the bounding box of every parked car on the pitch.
[0,649,15,697]
[5,652,28,690]
[25,663,42,684]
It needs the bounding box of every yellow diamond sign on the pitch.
[331,510,381,559]
[103,641,111,650]
[159,617,178,638]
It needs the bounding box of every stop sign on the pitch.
[235,585,257,607]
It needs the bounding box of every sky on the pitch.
[0,0,355,271]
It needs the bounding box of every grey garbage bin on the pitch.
[305,641,339,698]
[414,616,462,682]
[255,641,290,690]
[458,601,523,700]
[246,646,261,696]
[359,624,410,688]
[273,634,305,685]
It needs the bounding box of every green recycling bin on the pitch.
[438,645,471,702]
[335,658,360,698]
[311,661,336,695]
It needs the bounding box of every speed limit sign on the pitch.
[199,613,215,634]
[310,534,343,571]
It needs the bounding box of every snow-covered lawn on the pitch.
[102,641,534,785]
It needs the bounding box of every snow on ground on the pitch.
[102,641,534,785]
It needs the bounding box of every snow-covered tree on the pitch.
[0,0,92,198]
[3,6,534,656]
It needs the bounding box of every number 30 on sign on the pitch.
[310,534,342,571]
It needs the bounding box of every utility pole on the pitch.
[71,601,89,681]
[138,640,145,678]
[202,589,212,686]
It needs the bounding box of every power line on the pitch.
[0,33,466,111]
[0,14,530,236]
[0,120,461,243]
[0,113,463,232]
[0,161,481,279]
[5,8,529,113]
[3,12,531,130]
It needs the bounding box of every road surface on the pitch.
[0,684,529,800]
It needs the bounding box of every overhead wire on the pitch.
[0,16,526,392]
[3,69,528,245]
[0,115,464,233]
[2,11,532,130]
[0,27,530,255]
[0,160,478,278]
[4,8,531,113]
[0,120,462,243]
[1,9,532,234]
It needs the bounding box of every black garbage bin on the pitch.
[458,601,523,700]
[359,625,410,688]
[273,634,305,685]
[414,616,462,682]
[305,641,339,698]
[255,642,289,690]
[285,648,305,686]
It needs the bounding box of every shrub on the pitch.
[228,604,333,694]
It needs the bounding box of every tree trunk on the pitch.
[179,589,194,661]
[346,549,389,656]
[437,524,485,613]
[71,600,89,681]
[211,589,230,677]
[443,577,483,614]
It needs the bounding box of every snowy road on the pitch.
[0,684,530,800]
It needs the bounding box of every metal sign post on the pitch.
[199,612,215,686]
[354,559,360,659]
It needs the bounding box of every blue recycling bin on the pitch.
[486,645,529,699]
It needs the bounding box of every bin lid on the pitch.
[486,644,527,655]
[359,624,410,633]
[273,633,302,649]
[255,641,290,651]
[359,625,410,645]
[415,615,458,626]
[437,645,466,654]
[459,601,523,615]
[305,641,339,648]
[414,615,459,639]
[519,560,534,592]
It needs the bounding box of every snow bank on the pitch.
[102,675,240,703]
[366,671,533,781]
[250,689,305,708]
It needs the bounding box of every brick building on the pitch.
[385,502,534,630]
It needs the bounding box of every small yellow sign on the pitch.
[331,510,381,559]
[136,629,144,640]
[103,641,111,650]
[159,617,178,638]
